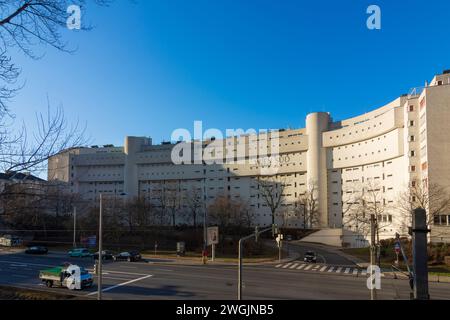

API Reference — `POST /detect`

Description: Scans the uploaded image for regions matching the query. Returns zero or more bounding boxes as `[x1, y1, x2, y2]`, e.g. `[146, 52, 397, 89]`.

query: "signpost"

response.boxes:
[276, 234, 284, 262]
[207, 226, 219, 261]
[394, 242, 400, 265]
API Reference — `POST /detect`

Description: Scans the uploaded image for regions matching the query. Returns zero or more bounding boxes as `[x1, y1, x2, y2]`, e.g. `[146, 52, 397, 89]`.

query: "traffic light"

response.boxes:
[255, 226, 259, 242]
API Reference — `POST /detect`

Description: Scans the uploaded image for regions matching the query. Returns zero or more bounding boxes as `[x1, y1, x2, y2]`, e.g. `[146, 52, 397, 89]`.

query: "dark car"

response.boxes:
[113, 251, 142, 262]
[25, 246, 48, 254]
[303, 251, 317, 263]
[93, 250, 114, 260]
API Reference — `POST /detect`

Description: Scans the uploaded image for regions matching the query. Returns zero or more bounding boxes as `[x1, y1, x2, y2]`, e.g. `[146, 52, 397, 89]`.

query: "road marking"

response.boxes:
[335, 267, 343, 273]
[353, 269, 358, 275]
[86, 269, 150, 277]
[10, 264, 28, 267]
[304, 264, 313, 271]
[86, 275, 152, 296]
[311, 265, 320, 270]
[344, 268, 350, 274]
[319, 266, 327, 272]
[282, 263, 292, 269]
[275, 264, 283, 268]
[289, 263, 299, 269]
[297, 264, 306, 270]
[327, 267, 335, 272]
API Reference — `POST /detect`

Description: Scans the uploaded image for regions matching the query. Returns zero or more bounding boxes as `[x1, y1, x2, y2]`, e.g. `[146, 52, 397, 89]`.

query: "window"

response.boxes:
[409, 120, 415, 127]
[409, 105, 414, 112]
[409, 135, 415, 142]
[438, 80, 443, 86]
[410, 165, 416, 172]
[410, 150, 415, 157]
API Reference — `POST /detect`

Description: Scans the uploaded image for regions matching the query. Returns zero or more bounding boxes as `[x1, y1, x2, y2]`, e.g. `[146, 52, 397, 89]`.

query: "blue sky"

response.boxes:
[9, 0, 450, 147]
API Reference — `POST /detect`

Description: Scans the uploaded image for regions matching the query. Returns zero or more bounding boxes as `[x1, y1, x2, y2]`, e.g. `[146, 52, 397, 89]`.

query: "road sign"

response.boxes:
[207, 226, 219, 245]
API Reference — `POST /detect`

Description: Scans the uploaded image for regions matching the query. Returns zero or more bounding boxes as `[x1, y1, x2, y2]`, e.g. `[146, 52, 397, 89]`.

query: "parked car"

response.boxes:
[304, 251, 317, 263]
[68, 248, 92, 258]
[93, 250, 114, 260]
[113, 251, 142, 262]
[25, 246, 48, 255]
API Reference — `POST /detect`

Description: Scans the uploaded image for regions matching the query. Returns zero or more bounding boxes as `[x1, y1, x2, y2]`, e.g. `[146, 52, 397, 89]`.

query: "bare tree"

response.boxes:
[184, 186, 203, 228]
[208, 194, 252, 232]
[0, 1, 113, 109]
[256, 176, 285, 225]
[295, 181, 319, 229]
[343, 180, 392, 244]
[398, 181, 450, 230]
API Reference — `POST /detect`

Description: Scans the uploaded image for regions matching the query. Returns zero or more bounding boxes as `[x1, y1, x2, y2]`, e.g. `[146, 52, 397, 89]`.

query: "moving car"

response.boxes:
[93, 250, 114, 260]
[39, 264, 93, 290]
[25, 246, 48, 254]
[68, 248, 92, 258]
[113, 251, 142, 262]
[304, 251, 317, 263]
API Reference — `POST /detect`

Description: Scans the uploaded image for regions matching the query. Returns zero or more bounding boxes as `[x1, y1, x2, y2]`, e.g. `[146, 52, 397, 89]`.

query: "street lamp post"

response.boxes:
[73, 206, 77, 248]
[98, 193, 103, 300]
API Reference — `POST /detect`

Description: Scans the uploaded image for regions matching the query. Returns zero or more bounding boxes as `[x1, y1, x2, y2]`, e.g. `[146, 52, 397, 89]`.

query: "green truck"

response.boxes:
[39, 264, 93, 290]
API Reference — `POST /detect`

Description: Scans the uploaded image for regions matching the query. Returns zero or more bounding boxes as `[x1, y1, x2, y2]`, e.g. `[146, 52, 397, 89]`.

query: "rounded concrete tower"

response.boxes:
[306, 112, 330, 228]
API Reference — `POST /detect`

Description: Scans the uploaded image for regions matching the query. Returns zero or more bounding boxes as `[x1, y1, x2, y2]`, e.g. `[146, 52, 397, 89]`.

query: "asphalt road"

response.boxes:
[1, 250, 450, 300]
[285, 241, 357, 265]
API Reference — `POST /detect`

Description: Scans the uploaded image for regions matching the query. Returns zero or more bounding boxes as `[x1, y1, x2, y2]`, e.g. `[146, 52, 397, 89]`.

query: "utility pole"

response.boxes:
[98, 193, 103, 301]
[73, 206, 77, 248]
[412, 208, 430, 300]
[238, 226, 273, 300]
[370, 214, 377, 300]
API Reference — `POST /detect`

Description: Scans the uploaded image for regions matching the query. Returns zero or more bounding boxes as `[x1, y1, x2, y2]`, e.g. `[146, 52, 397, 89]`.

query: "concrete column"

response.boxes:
[306, 112, 330, 228]
[124, 136, 151, 199]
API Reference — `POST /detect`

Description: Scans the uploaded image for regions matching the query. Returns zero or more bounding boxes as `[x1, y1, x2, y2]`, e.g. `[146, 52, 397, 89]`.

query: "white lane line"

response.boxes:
[319, 266, 327, 272]
[10, 264, 28, 267]
[297, 264, 306, 270]
[289, 263, 299, 269]
[275, 264, 283, 268]
[304, 264, 313, 271]
[344, 268, 350, 274]
[327, 267, 335, 272]
[86, 275, 152, 296]
[86, 269, 149, 277]
[335, 267, 343, 273]
[353, 269, 358, 275]
[282, 263, 293, 269]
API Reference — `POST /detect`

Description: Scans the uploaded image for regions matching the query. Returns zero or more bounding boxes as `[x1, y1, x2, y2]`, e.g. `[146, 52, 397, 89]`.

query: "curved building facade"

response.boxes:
[48, 71, 450, 246]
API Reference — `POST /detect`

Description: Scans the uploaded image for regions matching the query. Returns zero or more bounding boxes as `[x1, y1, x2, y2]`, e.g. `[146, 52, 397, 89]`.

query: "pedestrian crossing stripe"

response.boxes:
[274, 263, 386, 278]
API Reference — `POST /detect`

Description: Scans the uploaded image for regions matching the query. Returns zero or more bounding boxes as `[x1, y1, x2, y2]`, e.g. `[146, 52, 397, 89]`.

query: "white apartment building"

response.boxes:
[48, 71, 450, 246]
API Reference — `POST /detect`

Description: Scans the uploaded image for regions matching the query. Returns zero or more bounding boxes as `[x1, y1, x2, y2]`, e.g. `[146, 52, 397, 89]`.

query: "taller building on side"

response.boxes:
[48, 71, 450, 246]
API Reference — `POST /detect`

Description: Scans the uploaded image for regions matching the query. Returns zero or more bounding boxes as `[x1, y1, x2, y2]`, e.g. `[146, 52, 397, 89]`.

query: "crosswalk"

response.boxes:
[274, 262, 385, 277]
